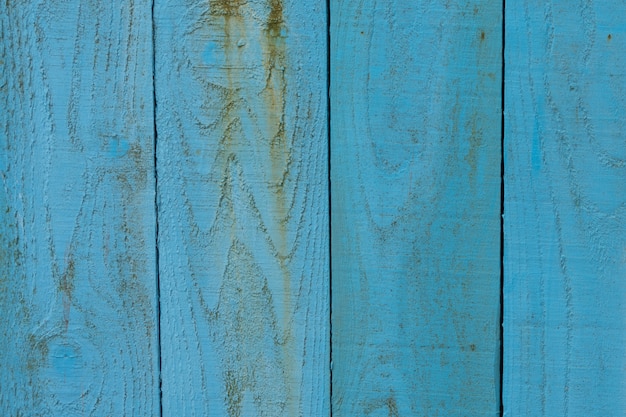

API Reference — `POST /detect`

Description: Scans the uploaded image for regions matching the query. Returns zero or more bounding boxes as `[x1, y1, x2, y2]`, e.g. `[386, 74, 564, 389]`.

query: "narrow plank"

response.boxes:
[331, 1, 502, 415]
[504, 2, 626, 415]
[0, 1, 159, 416]
[154, 0, 329, 415]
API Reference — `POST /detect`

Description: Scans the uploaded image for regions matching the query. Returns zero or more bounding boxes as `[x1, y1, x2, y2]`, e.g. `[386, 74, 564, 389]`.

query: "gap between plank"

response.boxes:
[326, 0, 333, 414]
[500, 1, 506, 416]
[150, 0, 164, 415]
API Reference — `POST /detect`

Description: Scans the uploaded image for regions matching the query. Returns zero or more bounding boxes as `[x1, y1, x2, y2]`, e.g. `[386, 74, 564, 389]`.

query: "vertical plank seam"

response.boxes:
[500, 1, 506, 416]
[151, 0, 164, 415]
[327, 0, 333, 414]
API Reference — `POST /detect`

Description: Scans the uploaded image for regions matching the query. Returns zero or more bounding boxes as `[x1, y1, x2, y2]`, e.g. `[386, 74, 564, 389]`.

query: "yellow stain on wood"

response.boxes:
[59, 257, 75, 332]
[259, 5, 298, 411]
[206, 0, 297, 414]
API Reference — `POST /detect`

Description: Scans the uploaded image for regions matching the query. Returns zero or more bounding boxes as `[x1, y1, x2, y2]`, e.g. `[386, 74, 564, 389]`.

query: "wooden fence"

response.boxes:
[1, 1, 624, 415]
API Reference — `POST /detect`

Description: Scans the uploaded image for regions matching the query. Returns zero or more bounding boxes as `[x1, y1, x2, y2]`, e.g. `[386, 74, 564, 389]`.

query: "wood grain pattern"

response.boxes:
[504, 2, 626, 415]
[0, 1, 159, 416]
[330, 1, 502, 415]
[154, 0, 329, 415]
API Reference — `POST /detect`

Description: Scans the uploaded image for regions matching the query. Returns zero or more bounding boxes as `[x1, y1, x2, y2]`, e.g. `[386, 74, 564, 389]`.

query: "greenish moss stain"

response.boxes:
[210, 0, 247, 16]
[115, 213, 155, 344]
[210, 242, 288, 416]
[362, 396, 400, 417]
[26, 334, 49, 372]
[224, 369, 243, 416]
[386, 397, 400, 417]
[1, 201, 37, 405]
[58, 257, 75, 296]
[59, 256, 75, 331]
[466, 23, 495, 189]
[465, 119, 483, 188]
[261, 0, 289, 248]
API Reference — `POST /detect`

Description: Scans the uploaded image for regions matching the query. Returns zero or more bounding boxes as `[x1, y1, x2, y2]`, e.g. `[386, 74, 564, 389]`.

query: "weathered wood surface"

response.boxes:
[504, 2, 626, 416]
[154, 0, 329, 415]
[331, 1, 502, 415]
[0, 1, 159, 416]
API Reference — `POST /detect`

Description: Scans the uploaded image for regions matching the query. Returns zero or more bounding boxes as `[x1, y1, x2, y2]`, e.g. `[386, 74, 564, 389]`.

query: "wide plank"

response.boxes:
[331, 1, 502, 415]
[504, 2, 626, 415]
[0, 1, 159, 416]
[154, 0, 329, 415]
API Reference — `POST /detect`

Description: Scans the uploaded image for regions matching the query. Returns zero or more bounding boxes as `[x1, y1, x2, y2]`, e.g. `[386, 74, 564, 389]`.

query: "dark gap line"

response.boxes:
[150, 0, 163, 416]
[326, 0, 333, 415]
[500, 1, 506, 416]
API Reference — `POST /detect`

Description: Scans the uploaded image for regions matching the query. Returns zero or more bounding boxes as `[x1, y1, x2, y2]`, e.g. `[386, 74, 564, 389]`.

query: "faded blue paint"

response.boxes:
[202, 41, 218, 64]
[3, 1, 625, 416]
[504, 1, 626, 416]
[155, 0, 329, 415]
[0, 1, 160, 416]
[532, 118, 541, 171]
[108, 138, 130, 158]
[331, 1, 502, 416]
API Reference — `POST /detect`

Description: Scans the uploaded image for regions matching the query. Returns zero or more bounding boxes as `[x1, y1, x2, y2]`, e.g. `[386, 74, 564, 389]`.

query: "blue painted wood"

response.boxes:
[331, 1, 502, 415]
[154, 0, 329, 415]
[6, 2, 623, 415]
[0, 1, 159, 416]
[504, 2, 626, 416]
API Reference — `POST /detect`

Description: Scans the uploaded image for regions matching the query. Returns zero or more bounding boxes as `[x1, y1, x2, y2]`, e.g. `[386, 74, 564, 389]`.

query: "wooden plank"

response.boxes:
[0, 1, 159, 416]
[154, 0, 329, 415]
[504, 2, 626, 415]
[330, 1, 502, 415]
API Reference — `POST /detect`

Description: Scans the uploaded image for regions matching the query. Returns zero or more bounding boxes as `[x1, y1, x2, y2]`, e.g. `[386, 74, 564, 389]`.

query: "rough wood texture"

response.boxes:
[331, 1, 502, 415]
[154, 0, 329, 415]
[0, 1, 159, 416]
[504, 2, 626, 415]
